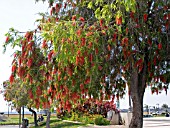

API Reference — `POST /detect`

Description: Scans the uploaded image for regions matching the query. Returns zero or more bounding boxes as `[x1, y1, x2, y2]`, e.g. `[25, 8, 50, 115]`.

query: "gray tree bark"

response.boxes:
[46, 109, 51, 128]
[129, 60, 147, 128]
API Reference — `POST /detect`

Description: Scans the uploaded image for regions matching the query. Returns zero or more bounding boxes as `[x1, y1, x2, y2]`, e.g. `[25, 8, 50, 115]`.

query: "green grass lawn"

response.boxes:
[30, 118, 86, 128]
[0, 114, 34, 125]
[0, 114, 86, 128]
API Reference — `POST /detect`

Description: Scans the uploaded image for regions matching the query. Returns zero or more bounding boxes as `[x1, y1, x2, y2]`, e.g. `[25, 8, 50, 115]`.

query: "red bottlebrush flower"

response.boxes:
[50, 9, 53, 15]
[79, 56, 85, 66]
[148, 39, 152, 46]
[18, 57, 22, 65]
[56, 17, 59, 22]
[42, 40, 47, 48]
[138, 64, 143, 72]
[55, 3, 59, 8]
[79, 17, 85, 22]
[64, 2, 67, 8]
[80, 83, 84, 90]
[126, 28, 128, 34]
[158, 43, 162, 50]
[99, 19, 103, 27]
[27, 58, 33, 67]
[13, 53, 17, 58]
[11, 65, 16, 72]
[81, 38, 86, 46]
[50, 7, 55, 15]
[165, 22, 169, 30]
[88, 42, 92, 48]
[36, 86, 42, 96]
[76, 29, 81, 37]
[112, 33, 117, 42]
[153, 56, 157, 66]
[116, 94, 119, 100]
[130, 11, 134, 19]
[98, 65, 102, 71]
[76, 56, 79, 65]
[107, 44, 111, 51]
[28, 89, 34, 99]
[116, 16, 122, 25]
[143, 13, 148, 22]
[89, 53, 93, 62]
[5, 36, 9, 43]
[48, 50, 54, 61]
[55, 4, 60, 13]
[9, 74, 14, 84]
[72, 15, 76, 21]
[164, 14, 168, 20]
[38, 26, 41, 30]
[77, 50, 81, 55]
[86, 32, 93, 37]
[85, 77, 90, 84]
[121, 37, 128, 46]
[164, 6, 168, 10]
[137, 58, 143, 65]
[135, 18, 139, 23]
[95, 48, 98, 55]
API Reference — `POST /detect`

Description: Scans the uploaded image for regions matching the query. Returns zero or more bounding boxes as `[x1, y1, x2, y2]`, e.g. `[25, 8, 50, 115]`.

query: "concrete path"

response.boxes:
[79, 125, 126, 128]
[0, 125, 19, 128]
[79, 117, 170, 128]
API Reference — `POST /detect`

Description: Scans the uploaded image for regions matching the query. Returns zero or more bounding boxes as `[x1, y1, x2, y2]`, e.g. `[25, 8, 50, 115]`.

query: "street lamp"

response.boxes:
[6, 102, 10, 117]
[156, 103, 159, 114]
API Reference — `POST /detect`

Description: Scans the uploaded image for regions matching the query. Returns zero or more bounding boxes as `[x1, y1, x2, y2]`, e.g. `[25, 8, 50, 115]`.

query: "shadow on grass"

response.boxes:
[37, 119, 61, 126]
[35, 119, 85, 128]
[51, 122, 83, 128]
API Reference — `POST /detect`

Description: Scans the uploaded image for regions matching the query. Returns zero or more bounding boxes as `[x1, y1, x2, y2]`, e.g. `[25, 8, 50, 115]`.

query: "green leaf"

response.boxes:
[95, 8, 101, 19]
[87, 1, 93, 9]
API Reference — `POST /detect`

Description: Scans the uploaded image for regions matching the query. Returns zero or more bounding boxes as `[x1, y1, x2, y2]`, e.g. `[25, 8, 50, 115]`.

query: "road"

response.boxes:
[144, 117, 170, 128]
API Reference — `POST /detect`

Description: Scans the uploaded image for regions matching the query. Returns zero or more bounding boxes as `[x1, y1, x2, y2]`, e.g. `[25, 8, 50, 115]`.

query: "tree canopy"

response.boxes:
[3, 0, 170, 128]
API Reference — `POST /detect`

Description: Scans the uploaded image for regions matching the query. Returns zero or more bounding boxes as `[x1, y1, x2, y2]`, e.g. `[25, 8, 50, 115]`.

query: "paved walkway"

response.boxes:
[79, 117, 170, 128]
[79, 125, 126, 128]
[0, 125, 19, 128]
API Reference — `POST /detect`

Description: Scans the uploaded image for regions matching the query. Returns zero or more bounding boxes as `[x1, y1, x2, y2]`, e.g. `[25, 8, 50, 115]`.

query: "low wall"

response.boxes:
[120, 112, 132, 126]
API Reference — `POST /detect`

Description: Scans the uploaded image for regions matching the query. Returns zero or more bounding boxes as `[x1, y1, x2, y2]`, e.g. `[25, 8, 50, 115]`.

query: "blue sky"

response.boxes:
[0, 0, 170, 112]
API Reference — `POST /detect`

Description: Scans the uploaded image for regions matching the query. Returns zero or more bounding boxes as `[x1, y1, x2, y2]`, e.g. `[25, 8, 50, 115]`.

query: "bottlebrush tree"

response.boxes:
[3, 0, 170, 128]
[3, 79, 39, 126]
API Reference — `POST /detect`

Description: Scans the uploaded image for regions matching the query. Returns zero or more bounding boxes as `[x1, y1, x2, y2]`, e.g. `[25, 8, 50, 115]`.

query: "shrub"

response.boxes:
[94, 116, 110, 125]
[70, 112, 79, 121]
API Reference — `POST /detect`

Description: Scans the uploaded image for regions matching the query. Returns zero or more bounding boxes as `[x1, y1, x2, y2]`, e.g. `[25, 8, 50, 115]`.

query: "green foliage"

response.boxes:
[2, 0, 170, 121]
[70, 112, 79, 121]
[94, 115, 110, 125]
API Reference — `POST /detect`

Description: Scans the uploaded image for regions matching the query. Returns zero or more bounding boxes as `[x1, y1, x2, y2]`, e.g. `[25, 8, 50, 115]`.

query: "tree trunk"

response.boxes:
[46, 109, 51, 128]
[129, 89, 144, 128]
[28, 108, 38, 126]
[129, 62, 147, 128]
[19, 109, 21, 128]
